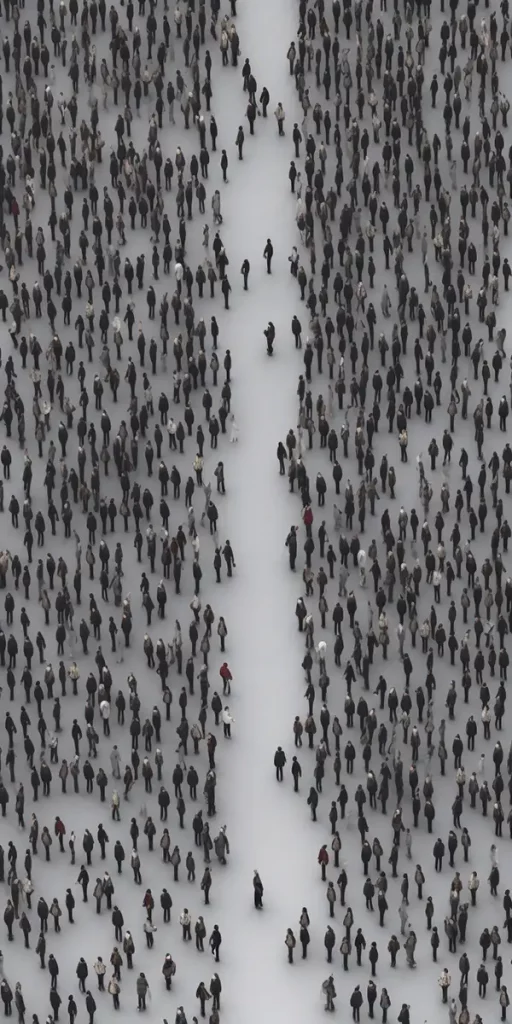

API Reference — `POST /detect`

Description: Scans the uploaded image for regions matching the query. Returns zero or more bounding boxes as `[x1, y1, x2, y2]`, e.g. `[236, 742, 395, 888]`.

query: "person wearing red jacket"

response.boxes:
[219, 663, 232, 696]
[54, 816, 66, 852]
[303, 504, 314, 538]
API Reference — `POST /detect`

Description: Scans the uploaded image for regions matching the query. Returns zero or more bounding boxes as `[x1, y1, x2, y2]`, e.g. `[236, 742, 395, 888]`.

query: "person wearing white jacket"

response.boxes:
[229, 415, 239, 443]
[110, 746, 121, 779]
[317, 640, 327, 673]
[94, 958, 107, 991]
[221, 707, 234, 739]
[438, 968, 451, 1002]
[100, 699, 111, 737]
[357, 548, 367, 588]
[174, 262, 184, 292]
[143, 918, 157, 948]
[274, 103, 285, 135]
[180, 909, 192, 941]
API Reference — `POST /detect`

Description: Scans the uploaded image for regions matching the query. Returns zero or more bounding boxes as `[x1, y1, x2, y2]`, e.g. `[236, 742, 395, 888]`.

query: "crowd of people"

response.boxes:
[0, 0, 510, 1014]
[0, 0, 264, 1016]
[271, 0, 512, 1017]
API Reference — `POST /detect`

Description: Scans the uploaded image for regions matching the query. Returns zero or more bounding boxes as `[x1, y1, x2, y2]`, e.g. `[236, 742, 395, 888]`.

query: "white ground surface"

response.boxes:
[0, 0, 511, 1022]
